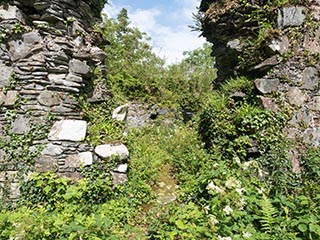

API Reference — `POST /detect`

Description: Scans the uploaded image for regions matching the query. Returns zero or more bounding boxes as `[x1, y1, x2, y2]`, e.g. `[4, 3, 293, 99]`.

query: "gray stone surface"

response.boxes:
[0, 64, 12, 87]
[287, 150, 301, 174]
[11, 115, 31, 134]
[267, 36, 290, 54]
[0, 149, 6, 162]
[278, 7, 306, 28]
[51, 78, 82, 88]
[0, 0, 116, 198]
[38, 90, 61, 106]
[88, 82, 110, 103]
[289, 108, 313, 127]
[23, 32, 42, 45]
[308, 96, 320, 111]
[78, 152, 93, 166]
[250, 55, 279, 72]
[199, 0, 320, 179]
[126, 103, 157, 128]
[112, 104, 128, 121]
[34, 2, 52, 11]
[66, 73, 83, 83]
[304, 28, 320, 54]
[90, 46, 107, 62]
[0, 5, 25, 23]
[48, 74, 66, 82]
[227, 39, 241, 51]
[302, 128, 320, 146]
[4, 90, 18, 107]
[95, 143, 129, 160]
[259, 96, 279, 112]
[255, 78, 280, 94]
[111, 171, 128, 185]
[69, 59, 91, 76]
[35, 155, 58, 172]
[0, 91, 5, 105]
[8, 32, 43, 61]
[287, 87, 307, 106]
[41, 143, 64, 156]
[301, 67, 319, 90]
[10, 183, 20, 199]
[48, 120, 87, 141]
[114, 163, 128, 173]
[65, 154, 81, 168]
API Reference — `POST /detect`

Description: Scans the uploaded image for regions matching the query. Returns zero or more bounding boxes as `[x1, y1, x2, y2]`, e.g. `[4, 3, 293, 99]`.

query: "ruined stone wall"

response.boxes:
[0, 0, 128, 200]
[200, 0, 320, 172]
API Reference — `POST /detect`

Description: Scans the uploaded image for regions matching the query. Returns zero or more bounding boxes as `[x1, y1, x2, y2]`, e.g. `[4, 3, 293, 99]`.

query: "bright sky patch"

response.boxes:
[103, 0, 205, 64]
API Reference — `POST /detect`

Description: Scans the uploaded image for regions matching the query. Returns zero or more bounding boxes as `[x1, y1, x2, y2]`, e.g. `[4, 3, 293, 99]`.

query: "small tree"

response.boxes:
[100, 8, 165, 101]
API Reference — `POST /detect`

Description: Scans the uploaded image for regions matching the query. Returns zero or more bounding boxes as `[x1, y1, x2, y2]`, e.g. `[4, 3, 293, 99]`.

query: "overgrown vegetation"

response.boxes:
[0, 4, 319, 240]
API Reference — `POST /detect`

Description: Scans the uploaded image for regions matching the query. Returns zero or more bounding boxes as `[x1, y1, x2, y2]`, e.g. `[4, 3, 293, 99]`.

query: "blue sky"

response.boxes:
[103, 0, 205, 64]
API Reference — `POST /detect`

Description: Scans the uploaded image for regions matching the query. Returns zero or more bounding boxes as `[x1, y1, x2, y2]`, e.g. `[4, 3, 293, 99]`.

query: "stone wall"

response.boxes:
[200, 0, 320, 172]
[0, 0, 127, 200]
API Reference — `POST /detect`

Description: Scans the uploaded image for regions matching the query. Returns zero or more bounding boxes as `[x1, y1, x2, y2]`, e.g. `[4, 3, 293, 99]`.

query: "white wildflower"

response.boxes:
[204, 205, 210, 214]
[223, 205, 233, 215]
[258, 169, 268, 179]
[233, 156, 241, 165]
[206, 181, 224, 194]
[257, 187, 264, 194]
[235, 187, 245, 195]
[225, 177, 241, 189]
[243, 231, 252, 238]
[237, 198, 246, 210]
[208, 215, 219, 227]
[218, 236, 232, 240]
[242, 160, 256, 170]
[206, 181, 215, 190]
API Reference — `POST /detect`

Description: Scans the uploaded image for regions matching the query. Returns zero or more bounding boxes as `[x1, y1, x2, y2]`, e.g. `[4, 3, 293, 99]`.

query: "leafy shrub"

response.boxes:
[148, 202, 213, 239]
[300, 147, 320, 183]
[198, 92, 286, 161]
[100, 9, 165, 103]
[19, 172, 71, 209]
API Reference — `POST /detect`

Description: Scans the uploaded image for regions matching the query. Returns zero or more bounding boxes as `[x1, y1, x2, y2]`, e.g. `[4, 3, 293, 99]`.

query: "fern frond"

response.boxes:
[259, 195, 278, 233]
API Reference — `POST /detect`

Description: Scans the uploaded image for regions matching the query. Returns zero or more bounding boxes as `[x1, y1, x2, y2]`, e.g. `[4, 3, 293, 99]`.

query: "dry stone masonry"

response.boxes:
[0, 0, 129, 200]
[200, 0, 320, 172]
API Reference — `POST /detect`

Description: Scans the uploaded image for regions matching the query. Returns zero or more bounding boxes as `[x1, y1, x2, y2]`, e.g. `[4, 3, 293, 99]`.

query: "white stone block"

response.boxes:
[95, 143, 129, 160]
[48, 120, 87, 141]
[78, 152, 93, 166]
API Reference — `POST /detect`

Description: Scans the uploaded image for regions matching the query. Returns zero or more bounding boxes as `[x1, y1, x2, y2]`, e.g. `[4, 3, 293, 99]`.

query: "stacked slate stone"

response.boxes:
[200, 0, 320, 173]
[0, 0, 128, 200]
